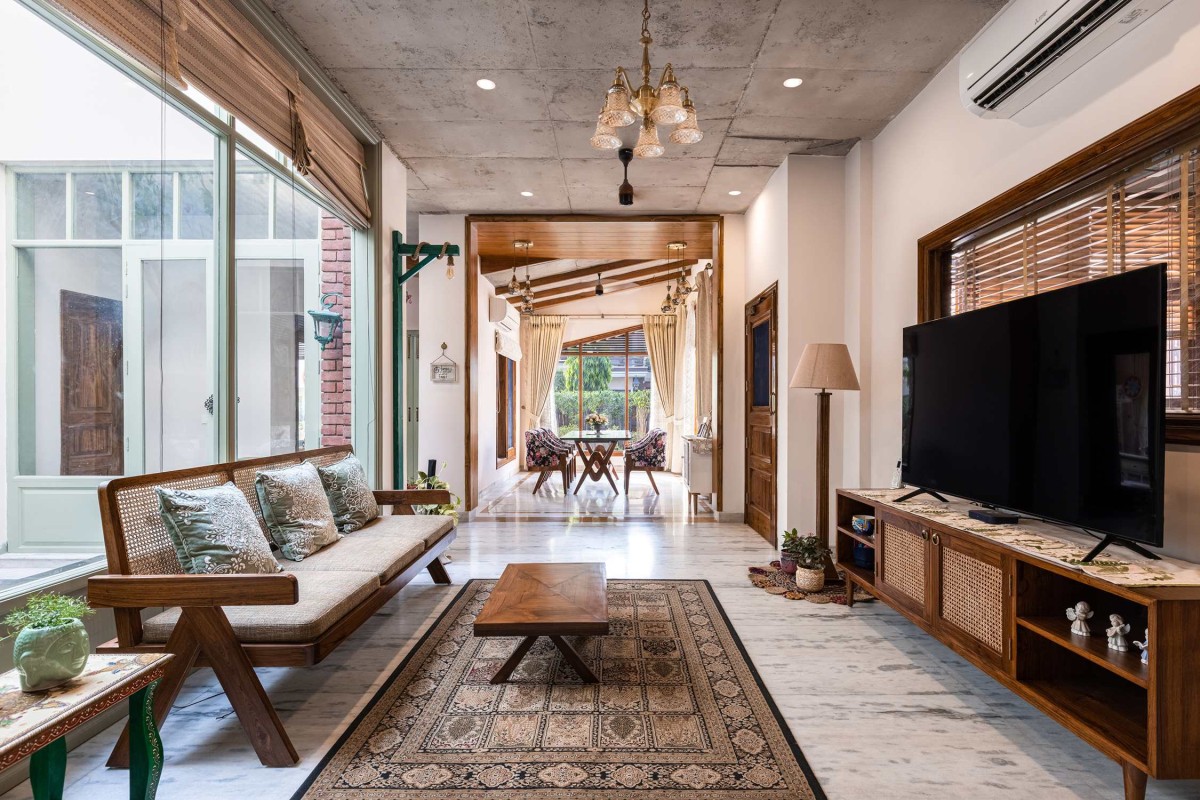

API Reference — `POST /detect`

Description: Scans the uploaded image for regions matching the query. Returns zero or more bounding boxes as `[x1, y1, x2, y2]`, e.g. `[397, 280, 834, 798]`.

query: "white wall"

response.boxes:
[377, 147, 407, 488]
[416, 214, 467, 498]
[721, 214, 745, 517]
[851, 0, 1200, 561]
[476, 278, 519, 496]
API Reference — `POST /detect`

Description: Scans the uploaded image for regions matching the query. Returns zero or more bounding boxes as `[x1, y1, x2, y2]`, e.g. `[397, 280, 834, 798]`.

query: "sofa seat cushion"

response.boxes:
[141, 570, 379, 644]
[362, 513, 454, 549]
[283, 526, 425, 583]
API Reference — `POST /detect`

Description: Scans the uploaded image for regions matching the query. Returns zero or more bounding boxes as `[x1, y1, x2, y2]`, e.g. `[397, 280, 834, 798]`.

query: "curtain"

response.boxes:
[519, 315, 566, 469]
[670, 303, 691, 472]
[643, 314, 678, 468]
[695, 269, 714, 422]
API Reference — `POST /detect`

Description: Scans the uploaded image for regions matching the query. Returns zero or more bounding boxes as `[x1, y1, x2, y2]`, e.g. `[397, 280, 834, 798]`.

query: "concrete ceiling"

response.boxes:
[267, 0, 1005, 214]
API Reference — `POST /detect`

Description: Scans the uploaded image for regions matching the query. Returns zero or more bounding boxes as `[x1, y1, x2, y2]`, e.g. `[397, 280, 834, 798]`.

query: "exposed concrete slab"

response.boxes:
[266, 0, 1003, 212]
[697, 165, 778, 212]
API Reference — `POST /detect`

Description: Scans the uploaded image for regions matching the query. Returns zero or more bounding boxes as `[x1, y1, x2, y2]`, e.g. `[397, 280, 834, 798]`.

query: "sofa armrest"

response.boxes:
[373, 489, 451, 506]
[88, 573, 299, 608]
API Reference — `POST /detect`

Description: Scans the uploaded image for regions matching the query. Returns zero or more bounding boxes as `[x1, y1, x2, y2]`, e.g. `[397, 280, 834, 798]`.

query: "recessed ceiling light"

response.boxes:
[476, 78, 497, 90]
[783, 77, 804, 88]
[728, 190, 742, 196]
[520, 191, 534, 197]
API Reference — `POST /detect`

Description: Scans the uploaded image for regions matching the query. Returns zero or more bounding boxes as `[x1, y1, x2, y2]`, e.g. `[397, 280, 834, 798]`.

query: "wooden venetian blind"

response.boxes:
[48, 0, 370, 227]
[949, 143, 1197, 411]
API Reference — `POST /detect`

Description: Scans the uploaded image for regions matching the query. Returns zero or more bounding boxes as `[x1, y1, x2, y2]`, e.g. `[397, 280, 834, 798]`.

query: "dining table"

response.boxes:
[559, 429, 633, 495]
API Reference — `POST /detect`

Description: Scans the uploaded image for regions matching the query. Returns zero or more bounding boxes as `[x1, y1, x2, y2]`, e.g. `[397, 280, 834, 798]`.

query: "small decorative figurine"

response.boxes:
[1133, 629, 1150, 665]
[1106, 614, 1131, 651]
[1066, 601, 1094, 636]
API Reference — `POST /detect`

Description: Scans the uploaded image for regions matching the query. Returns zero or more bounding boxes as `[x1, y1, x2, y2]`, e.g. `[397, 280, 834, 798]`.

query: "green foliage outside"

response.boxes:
[560, 356, 612, 391]
[4, 593, 93, 634]
[555, 389, 651, 436]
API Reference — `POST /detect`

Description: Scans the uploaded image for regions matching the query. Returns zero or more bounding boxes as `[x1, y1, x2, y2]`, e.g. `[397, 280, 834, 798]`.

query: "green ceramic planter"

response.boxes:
[13, 619, 89, 692]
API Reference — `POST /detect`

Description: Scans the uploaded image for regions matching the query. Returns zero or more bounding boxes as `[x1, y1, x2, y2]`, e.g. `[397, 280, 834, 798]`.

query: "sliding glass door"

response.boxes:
[553, 328, 653, 449]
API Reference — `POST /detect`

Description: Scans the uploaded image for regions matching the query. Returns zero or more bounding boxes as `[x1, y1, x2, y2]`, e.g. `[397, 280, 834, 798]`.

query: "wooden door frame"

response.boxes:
[744, 282, 777, 544]
[463, 214, 724, 514]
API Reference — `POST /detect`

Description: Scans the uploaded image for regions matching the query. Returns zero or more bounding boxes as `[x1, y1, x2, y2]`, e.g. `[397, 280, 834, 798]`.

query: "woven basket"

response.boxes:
[793, 567, 825, 592]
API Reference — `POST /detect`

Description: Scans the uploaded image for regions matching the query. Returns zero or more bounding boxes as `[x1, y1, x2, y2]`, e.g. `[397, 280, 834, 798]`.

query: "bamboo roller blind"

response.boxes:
[950, 143, 1198, 411]
[48, 0, 370, 227]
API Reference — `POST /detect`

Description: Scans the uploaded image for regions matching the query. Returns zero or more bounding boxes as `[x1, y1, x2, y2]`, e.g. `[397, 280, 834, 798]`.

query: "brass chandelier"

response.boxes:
[660, 241, 693, 313]
[590, 0, 703, 158]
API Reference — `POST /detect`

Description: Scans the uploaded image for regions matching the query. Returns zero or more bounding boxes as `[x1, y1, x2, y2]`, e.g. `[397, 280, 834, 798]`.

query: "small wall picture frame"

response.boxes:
[430, 342, 458, 384]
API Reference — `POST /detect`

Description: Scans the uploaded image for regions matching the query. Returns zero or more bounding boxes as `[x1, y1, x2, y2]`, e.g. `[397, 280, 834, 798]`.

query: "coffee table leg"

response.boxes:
[129, 680, 164, 800]
[490, 636, 539, 684]
[29, 737, 66, 800]
[550, 635, 599, 683]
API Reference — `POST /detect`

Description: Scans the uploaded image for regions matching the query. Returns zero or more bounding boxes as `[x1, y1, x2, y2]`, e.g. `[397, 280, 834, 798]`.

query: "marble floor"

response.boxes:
[5, 518, 1198, 799]
[478, 460, 715, 521]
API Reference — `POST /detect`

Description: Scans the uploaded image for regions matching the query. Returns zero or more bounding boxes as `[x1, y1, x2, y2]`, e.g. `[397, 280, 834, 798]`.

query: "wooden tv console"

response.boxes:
[836, 489, 1200, 800]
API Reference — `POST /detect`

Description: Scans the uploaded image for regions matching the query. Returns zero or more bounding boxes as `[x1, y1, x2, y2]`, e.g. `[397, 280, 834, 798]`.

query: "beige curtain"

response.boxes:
[519, 315, 567, 468]
[643, 314, 679, 468]
[670, 303, 690, 472]
[695, 269, 714, 422]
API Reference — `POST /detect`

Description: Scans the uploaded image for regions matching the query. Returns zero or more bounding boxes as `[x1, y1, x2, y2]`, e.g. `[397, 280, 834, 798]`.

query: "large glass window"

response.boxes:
[0, 0, 367, 592]
[554, 328, 652, 447]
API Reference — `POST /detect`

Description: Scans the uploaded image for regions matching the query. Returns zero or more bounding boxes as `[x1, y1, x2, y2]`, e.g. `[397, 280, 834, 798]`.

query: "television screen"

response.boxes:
[901, 265, 1166, 547]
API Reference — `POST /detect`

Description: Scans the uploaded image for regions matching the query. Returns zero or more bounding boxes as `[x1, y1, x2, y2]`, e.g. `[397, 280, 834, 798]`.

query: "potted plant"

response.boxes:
[584, 412, 608, 434]
[409, 464, 463, 524]
[780, 529, 830, 592]
[4, 593, 93, 692]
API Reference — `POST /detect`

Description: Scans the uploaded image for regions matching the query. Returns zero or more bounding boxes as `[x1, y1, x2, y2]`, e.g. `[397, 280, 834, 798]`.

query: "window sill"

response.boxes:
[496, 455, 515, 469]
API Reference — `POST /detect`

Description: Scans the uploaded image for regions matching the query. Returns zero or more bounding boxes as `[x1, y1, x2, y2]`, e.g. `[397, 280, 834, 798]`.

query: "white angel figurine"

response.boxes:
[1066, 600, 1094, 636]
[1133, 629, 1150, 665]
[1106, 614, 1131, 651]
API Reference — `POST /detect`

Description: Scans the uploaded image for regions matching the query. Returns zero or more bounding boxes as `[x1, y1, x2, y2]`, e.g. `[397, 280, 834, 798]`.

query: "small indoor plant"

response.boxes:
[584, 412, 608, 433]
[4, 593, 93, 692]
[780, 528, 830, 592]
[409, 464, 462, 524]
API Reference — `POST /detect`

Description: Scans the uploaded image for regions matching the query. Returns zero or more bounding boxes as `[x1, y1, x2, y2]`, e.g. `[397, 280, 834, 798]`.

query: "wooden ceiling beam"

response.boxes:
[507, 259, 698, 304]
[529, 271, 679, 311]
[479, 256, 563, 275]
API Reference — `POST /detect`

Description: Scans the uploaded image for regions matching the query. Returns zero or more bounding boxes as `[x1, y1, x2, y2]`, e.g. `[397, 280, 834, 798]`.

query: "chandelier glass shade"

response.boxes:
[592, 0, 701, 158]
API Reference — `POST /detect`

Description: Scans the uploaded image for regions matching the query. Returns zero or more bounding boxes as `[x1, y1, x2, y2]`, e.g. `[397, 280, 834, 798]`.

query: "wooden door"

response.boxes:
[744, 284, 777, 544]
[932, 529, 1010, 669]
[877, 511, 931, 621]
[60, 290, 124, 476]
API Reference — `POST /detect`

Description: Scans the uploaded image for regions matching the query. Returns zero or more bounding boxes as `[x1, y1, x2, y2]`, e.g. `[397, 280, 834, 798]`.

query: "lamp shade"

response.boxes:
[789, 343, 859, 391]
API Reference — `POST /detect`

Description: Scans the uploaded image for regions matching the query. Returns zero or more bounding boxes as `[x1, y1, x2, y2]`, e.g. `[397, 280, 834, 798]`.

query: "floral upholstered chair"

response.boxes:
[624, 428, 667, 494]
[526, 429, 572, 493]
[538, 428, 576, 479]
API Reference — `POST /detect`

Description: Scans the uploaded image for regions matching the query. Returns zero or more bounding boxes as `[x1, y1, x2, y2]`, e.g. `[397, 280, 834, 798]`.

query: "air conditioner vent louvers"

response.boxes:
[973, 0, 1133, 111]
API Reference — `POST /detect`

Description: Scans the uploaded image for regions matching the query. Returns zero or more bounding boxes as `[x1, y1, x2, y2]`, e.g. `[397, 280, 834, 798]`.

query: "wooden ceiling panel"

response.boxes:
[470, 216, 718, 261]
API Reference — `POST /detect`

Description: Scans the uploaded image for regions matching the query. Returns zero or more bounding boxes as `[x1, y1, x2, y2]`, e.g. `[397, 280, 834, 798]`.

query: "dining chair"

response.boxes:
[624, 428, 667, 494]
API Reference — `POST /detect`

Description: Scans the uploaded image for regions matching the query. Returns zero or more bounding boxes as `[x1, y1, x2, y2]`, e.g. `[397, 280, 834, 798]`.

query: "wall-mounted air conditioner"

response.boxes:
[488, 295, 520, 333]
[960, 0, 1174, 119]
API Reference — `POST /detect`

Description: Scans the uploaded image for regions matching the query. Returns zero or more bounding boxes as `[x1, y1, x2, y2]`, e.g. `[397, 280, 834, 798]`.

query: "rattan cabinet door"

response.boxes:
[876, 512, 931, 621]
[933, 530, 1009, 669]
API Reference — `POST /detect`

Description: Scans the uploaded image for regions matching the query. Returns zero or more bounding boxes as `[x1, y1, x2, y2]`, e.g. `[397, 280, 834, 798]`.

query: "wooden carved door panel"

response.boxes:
[933, 530, 1009, 668]
[60, 290, 124, 476]
[744, 284, 777, 544]
[877, 511, 930, 621]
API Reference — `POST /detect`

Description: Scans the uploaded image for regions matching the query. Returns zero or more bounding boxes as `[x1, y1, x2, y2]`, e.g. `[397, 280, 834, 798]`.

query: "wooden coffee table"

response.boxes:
[473, 563, 609, 684]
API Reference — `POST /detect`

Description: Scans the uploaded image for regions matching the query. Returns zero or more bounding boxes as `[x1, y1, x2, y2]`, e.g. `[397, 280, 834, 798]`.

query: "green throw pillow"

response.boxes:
[157, 482, 281, 575]
[255, 462, 341, 561]
[313, 454, 380, 533]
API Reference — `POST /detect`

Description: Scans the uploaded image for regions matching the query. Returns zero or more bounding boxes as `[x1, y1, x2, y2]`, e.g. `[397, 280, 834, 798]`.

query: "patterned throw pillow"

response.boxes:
[255, 462, 341, 561]
[157, 483, 281, 575]
[313, 454, 380, 533]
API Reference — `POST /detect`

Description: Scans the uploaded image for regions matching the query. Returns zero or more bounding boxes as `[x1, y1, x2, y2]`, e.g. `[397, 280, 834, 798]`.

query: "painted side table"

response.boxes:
[0, 653, 172, 799]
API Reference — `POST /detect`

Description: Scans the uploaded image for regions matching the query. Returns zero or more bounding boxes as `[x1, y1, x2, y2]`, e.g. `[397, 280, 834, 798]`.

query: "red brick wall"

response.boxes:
[320, 213, 352, 446]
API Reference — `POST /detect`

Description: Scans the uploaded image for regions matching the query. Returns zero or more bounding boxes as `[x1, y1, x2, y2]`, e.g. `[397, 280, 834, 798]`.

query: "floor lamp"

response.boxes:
[789, 343, 860, 582]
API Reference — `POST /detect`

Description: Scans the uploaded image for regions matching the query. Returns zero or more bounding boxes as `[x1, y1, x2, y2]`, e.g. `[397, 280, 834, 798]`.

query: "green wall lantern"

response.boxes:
[307, 291, 344, 350]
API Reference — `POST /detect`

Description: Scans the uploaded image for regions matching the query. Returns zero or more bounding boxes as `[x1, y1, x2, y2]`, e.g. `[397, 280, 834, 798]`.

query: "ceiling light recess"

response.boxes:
[783, 77, 803, 88]
[520, 191, 533, 197]
[728, 190, 742, 196]
[476, 78, 497, 90]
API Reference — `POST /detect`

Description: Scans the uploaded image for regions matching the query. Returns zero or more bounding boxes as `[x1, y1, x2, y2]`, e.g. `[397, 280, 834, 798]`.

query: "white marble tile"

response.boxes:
[3, 507, 1198, 799]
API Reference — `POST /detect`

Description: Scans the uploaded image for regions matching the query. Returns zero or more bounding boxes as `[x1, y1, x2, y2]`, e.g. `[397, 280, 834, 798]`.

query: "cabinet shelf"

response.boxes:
[839, 560, 877, 593]
[1017, 616, 1149, 688]
[1020, 677, 1148, 769]
[836, 525, 876, 548]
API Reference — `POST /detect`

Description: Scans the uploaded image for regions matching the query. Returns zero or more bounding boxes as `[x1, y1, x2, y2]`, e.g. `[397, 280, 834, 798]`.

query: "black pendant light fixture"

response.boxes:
[595, 273, 605, 295]
[618, 148, 634, 205]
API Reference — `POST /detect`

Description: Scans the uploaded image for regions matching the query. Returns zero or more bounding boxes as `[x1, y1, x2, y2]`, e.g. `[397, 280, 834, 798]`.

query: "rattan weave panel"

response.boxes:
[115, 472, 226, 575]
[882, 524, 926, 605]
[941, 546, 1004, 653]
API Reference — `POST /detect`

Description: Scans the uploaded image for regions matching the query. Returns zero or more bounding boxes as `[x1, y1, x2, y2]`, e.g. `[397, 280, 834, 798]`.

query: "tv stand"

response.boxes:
[893, 487, 947, 503]
[1082, 535, 1162, 563]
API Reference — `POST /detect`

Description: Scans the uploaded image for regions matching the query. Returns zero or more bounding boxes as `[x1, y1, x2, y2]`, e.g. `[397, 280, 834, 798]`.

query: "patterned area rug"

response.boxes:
[748, 563, 875, 604]
[294, 579, 824, 799]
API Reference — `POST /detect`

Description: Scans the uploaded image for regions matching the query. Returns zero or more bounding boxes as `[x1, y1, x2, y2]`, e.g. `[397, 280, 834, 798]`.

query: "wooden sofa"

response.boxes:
[86, 444, 456, 768]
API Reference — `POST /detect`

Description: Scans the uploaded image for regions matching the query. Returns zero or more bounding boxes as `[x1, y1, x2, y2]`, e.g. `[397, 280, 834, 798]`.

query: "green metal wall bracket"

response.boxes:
[393, 232, 460, 490]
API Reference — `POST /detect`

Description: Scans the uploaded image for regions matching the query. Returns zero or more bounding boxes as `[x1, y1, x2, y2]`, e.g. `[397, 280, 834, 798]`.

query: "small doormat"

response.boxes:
[748, 563, 874, 604]
[293, 579, 825, 799]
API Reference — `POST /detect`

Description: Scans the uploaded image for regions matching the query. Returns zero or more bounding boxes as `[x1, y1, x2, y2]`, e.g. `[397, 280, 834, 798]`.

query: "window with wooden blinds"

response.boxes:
[947, 144, 1198, 413]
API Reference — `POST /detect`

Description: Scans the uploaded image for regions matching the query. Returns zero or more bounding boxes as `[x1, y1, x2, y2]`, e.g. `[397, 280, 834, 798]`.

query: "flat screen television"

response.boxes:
[901, 265, 1166, 559]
